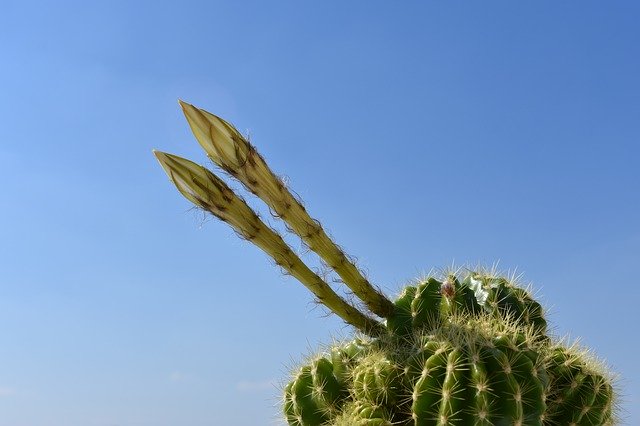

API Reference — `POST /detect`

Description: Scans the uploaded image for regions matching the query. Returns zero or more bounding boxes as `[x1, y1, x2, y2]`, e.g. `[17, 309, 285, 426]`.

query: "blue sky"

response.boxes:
[1, 1, 639, 425]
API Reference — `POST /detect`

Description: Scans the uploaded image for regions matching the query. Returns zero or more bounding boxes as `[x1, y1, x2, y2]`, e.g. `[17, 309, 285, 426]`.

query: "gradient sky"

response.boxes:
[1, 1, 639, 425]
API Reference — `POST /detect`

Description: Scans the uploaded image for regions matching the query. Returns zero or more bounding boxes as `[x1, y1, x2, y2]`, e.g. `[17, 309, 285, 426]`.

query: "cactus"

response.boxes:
[543, 345, 616, 425]
[387, 272, 547, 339]
[334, 401, 394, 426]
[154, 102, 617, 425]
[283, 317, 617, 425]
[284, 315, 551, 425]
[283, 357, 346, 425]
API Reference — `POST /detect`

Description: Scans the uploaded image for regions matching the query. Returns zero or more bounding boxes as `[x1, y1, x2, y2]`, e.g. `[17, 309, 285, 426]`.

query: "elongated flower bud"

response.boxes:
[179, 101, 394, 319]
[153, 150, 383, 336]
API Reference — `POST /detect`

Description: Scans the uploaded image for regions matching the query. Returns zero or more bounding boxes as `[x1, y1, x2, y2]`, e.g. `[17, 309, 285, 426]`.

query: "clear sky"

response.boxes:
[1, 1, 639, 425]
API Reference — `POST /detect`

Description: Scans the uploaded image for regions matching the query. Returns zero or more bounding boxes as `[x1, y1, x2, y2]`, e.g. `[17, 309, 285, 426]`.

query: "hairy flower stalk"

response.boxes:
[179, 101, 395, 319]
[153, 150, 384, 336]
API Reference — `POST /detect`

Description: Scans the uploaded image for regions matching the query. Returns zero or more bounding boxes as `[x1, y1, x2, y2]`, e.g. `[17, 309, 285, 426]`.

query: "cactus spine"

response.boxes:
[154, 103, 617, 425]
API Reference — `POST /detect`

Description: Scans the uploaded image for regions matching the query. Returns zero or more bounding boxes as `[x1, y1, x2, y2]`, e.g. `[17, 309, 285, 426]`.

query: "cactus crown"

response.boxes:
[154, 102, 618, 425]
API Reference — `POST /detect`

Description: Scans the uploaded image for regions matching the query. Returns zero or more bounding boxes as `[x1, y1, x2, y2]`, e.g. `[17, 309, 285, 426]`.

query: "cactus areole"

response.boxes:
[154, 101, 617, 425]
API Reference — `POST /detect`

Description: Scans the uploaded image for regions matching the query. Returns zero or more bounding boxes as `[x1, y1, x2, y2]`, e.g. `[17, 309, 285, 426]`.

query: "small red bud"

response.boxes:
[440, 279, 455, 299]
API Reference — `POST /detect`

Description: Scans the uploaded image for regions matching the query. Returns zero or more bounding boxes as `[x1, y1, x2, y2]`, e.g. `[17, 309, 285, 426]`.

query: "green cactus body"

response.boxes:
[352, 352, 404, 406]
[333, 401, 394, 426]
[387, 273, 547, 339]
[284, 358, 347, 425]
[285, 316, 556, 426]
[331, 340, 368, 386]
[544, 346, 615, 426]
[405, 325, 546, 425]
[480, 277, 547, 337]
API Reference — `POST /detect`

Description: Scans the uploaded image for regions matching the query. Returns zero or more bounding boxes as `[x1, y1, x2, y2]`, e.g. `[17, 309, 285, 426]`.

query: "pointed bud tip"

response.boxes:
[179, 99, 197, 114]
[152, 149, 167, 161]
